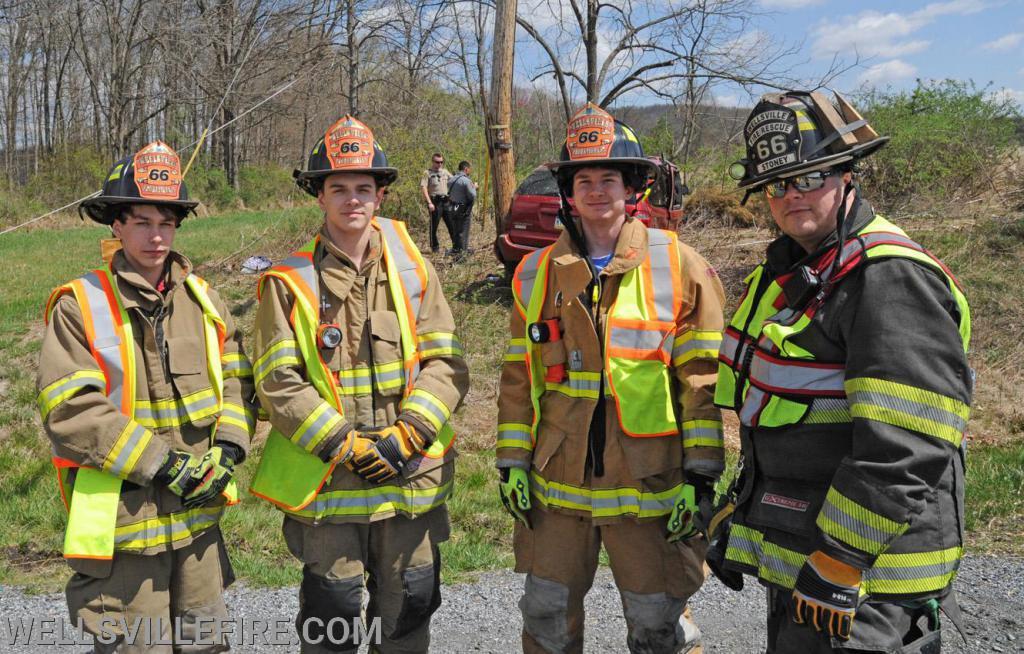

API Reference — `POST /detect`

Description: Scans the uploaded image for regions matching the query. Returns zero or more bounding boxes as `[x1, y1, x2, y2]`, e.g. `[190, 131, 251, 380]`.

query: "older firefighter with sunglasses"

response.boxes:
[249, 116, 468, 653]
[37, 141, 256, 652]
[709, 91, 972, 652]
[496, 103, 727, 654]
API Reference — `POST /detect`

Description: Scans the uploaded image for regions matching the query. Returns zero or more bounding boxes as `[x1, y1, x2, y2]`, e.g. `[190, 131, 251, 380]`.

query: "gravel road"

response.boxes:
[1, 555, 1020, 652]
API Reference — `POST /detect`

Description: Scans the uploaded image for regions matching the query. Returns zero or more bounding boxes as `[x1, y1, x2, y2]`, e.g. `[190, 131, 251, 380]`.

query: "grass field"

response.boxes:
[1, 204, 1022, 592]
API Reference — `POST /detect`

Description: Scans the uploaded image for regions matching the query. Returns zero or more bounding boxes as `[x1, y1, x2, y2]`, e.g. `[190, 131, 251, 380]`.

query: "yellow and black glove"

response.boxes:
[155, 450, 215, 499]
[316, 425, 376, 465]
[351, 421, 428, 483]
[666, 484, 698, 542]
[792, 550, 863, 640]
[180, 444, 241, 508]
[498, 467, 532, 528]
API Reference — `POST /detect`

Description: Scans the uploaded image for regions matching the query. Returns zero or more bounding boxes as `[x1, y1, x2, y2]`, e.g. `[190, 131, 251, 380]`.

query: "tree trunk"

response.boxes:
[488, 0, 516, 236]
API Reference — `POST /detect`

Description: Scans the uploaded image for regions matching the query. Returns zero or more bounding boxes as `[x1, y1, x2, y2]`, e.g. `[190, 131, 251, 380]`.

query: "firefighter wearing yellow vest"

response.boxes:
[37, 141, 256, 653]
[250, 116, 468, 653]
[496, 103, 726, 654]
[710, 91, 972, 653]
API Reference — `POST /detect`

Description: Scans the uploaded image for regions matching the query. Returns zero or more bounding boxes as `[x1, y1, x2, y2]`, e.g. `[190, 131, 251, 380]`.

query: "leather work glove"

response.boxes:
[792, 550, 863, 640]
[351, 421, 428, 483]
[155, 450, 215, 499]
[699, 495, 744, 591]
[317, 425, 376, 465]
[498, 467, 532, 528]
[181, 444, 240, 508]
[666, 484, 698, 542]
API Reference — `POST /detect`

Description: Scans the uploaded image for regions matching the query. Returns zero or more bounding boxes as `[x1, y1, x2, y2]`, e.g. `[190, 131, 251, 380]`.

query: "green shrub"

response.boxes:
[184, 160, 238, 209]
[238, 163, 299, 208]
[859, 80, 1021, 211]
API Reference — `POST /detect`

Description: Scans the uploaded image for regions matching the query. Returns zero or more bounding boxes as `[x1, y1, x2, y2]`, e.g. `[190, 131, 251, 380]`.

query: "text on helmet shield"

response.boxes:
[325, 117, 375, 170]
[133, 142, 183, 200]
[566, 103, 615, 161]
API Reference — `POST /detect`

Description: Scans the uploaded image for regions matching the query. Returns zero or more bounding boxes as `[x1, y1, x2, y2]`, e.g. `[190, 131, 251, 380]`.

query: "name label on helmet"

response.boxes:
[566, 103, 614, 160]
[133, 141, 183, 200]
[325, 117, 374, 170]
[745, 105, 800, 175]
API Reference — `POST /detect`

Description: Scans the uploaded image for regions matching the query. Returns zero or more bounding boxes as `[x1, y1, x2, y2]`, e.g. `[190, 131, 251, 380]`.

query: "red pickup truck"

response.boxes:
[494, 156, 687, 276]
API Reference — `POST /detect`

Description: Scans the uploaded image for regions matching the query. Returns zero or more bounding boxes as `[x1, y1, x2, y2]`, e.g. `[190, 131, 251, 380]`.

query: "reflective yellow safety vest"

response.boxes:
[42, 268, 238, 561]
[249, 218, 455, 515]
[514, 228, 686, 439]
[715, 215, 971, 429]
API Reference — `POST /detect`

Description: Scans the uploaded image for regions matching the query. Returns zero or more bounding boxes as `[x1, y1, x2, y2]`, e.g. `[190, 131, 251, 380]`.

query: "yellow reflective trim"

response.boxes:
[497, 422, 533, 450]
[287, 478, 453, 519]
[417, 331, 464, 358]
[113, 506, 223, 550]
[291, 401, 342, 452]
[253, 339, 301, 388]
[107, 163, 124, 181]
[401, 388, 451, 431]
[222, 352, 253, 378]
[529, 472, 681, 518]
[817, 486, 908, 555]
[681, 419, 724, 448]
[37, 370, 106, 421]
[846, 377, 969, 446]
[218, 401, 255, 436]
[103, 422, 152, 478]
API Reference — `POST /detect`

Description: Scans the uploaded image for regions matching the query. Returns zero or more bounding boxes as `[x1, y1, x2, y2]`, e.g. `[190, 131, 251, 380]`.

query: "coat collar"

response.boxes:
[550, 217, 648, 275]
[111, 250, 191, 311]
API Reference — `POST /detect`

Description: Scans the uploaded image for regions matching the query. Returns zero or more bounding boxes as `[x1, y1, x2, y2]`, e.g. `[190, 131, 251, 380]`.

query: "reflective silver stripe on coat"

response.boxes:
[514, 248, 547, 309]
[114, 511, 220, 546]
[719, 330, 751, 367]
[80, 271, 125, 408]
[278, 252, 319, 306]
[108, 423, 148, 477]
[646, 229, 677, 321]
[748, 350, 845, 395]
[609, 326, 671, 357]
[377, 218, 425, 318]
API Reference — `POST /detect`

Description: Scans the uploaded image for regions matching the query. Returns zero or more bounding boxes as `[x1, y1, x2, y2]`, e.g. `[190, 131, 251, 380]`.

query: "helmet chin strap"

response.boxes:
[824, 179, 860, 281]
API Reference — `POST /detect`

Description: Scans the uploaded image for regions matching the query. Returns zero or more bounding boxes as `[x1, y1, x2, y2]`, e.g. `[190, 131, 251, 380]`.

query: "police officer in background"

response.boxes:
[446, 160, 477, 258]
[711, 90, 972, 653]
[420, 152, 453, 253]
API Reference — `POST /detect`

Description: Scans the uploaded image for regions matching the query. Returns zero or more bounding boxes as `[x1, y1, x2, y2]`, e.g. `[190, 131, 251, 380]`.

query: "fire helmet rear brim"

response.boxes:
[293, 168, 399, 197]
[78, 195, 200, 225]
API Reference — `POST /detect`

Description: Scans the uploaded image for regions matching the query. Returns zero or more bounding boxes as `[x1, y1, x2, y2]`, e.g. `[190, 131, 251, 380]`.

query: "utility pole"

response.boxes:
[488, 0, 516, 237]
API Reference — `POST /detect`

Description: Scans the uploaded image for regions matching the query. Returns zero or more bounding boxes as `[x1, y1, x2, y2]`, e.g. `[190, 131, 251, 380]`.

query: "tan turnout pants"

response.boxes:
[514, 506, 707, 654]
[65, 526, 234, 654]
[282, 506, 449, 654]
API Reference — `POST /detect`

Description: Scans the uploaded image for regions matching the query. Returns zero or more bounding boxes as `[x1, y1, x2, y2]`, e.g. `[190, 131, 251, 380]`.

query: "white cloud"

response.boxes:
[987, 88, 1024, 109]
[983, 32, 1024, 51]
[857, 59, 918, 86]
[759, 0, 823, 8]
[811, 2, 988, 61]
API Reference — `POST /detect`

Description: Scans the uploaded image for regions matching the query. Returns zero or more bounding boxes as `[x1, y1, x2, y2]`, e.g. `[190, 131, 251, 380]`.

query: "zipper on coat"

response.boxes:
[363, 275, 378, 420]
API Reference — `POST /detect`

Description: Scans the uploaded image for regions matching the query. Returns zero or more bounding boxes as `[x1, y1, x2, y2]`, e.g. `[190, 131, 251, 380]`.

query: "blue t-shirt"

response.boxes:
[589, 253, 613, 273]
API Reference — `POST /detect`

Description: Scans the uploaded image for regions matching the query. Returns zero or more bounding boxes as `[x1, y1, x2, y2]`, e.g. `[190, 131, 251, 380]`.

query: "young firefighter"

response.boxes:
[711, 91, 972, 652]
[37, 141, 256, 653]
[250, 116, 468, 653]
[496, 103, 727, 654]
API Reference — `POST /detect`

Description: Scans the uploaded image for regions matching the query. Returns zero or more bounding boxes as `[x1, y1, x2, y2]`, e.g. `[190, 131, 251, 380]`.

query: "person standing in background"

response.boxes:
[420, 153, 453, 253]
[447, 160, 477, 259]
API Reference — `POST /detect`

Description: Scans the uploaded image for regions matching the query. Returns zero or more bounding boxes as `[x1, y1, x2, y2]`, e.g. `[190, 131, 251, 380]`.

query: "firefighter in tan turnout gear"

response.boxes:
[711, 90, 972, 652]
[37, 141, 256, 653]
[496, 103, 727, 654]
[250, 115, 468, 653]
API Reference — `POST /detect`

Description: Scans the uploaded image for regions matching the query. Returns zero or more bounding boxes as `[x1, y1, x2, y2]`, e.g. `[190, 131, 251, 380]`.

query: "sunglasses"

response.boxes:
[762, 170, 838, 198]
[433, 159, 444, 164]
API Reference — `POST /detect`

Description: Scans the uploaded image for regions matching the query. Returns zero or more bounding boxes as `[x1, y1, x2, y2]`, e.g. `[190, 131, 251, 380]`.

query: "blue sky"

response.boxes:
[511, 0, 1024, 109]
[753, 0, 1023, 106]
